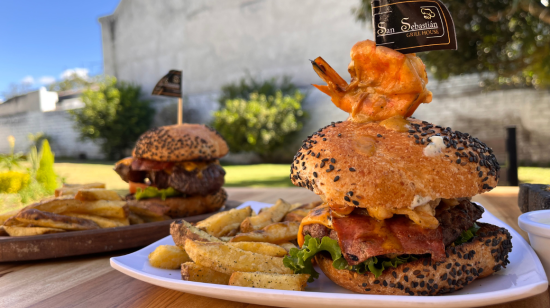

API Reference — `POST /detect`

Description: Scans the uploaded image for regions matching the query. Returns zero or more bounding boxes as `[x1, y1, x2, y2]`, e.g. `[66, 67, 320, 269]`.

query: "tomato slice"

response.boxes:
[129, 181, 150, 194]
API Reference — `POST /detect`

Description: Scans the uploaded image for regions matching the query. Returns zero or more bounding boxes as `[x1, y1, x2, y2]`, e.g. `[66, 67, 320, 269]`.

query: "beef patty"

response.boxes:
[303, 199, 484, 250]
[116, 161, 226, 196]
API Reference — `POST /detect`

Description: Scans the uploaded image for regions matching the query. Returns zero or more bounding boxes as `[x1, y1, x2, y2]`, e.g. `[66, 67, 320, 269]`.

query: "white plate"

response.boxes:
[111, 201, 548, 308]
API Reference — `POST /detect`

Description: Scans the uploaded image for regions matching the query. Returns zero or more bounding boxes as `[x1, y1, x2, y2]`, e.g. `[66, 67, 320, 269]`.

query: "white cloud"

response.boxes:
[39, 76, 56, 85]
[60, 68, 89, 80]
[21, 75, 35, 84]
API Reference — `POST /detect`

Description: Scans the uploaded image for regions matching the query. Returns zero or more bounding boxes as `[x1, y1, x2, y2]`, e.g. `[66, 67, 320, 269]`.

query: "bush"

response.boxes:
[218, 75, 299, 107]
[69, 76, 155, 159]
[0, 171, 30, 194]
[212, 91, 307, 157]
[35, 140, 57, 194]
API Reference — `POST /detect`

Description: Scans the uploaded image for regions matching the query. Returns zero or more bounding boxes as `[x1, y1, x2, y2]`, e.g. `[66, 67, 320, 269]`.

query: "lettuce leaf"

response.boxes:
[135, 186, 182, 200]
[283, 235, 417, 282]
[454, 222, 481, 246]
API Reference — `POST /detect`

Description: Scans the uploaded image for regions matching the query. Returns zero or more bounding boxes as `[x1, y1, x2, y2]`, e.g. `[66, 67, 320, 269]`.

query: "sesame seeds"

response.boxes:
[349, 167, 356, 172]
[334, 176, 340, 182]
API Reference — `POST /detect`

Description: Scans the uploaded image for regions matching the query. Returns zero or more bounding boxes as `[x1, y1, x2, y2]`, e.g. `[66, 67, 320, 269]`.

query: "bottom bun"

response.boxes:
[127, 189, 227, 218]
[315, 222, 512, 296]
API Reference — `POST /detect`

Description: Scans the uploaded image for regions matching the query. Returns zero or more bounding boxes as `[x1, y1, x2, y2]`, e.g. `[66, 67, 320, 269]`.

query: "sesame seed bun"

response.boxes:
[133, 124, 229, 162]
[290, 119, 499, 211]
[315, 223, 512, 296]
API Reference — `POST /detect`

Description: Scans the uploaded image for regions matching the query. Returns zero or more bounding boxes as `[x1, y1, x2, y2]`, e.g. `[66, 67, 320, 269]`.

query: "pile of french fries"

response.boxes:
[0, 183, 172, 237]
[148, 199, 320, 291]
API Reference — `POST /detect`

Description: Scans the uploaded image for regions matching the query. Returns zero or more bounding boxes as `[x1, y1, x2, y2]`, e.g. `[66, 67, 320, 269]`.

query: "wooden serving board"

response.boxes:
[0, 200, 241, 262]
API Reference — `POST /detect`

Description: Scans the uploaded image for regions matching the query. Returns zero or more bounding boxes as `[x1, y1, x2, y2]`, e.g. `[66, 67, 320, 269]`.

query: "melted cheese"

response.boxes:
[178, 160, 218, 172]
[297, 204, 332, 246]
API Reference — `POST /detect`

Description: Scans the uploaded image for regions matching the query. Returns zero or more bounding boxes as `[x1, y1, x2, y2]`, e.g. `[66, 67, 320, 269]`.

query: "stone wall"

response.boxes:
[0, 110, 103, 159]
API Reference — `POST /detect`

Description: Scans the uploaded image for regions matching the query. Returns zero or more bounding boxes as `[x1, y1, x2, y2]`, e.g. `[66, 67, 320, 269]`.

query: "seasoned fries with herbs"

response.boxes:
[196, 206, 252, 237]
[181, 262, 231, 285]
[184, 239, 293, 275]
[230, 221, 300, 244]
[240, 199, 291, 233]
[74, 189, 122, 202]
[228, 242, 288, 257]
[229, 272, 309, 291]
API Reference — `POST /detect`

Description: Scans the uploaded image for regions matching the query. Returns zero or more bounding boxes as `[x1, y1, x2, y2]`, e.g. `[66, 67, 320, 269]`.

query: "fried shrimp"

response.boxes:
[311, 40, 433, 122]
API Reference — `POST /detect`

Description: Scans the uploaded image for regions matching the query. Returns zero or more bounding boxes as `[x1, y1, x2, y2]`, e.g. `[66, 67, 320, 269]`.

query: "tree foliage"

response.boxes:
[35, 140, 57, 194]
[70, 76, 155, 159]
[1, 82, 34, 101]
[48, 73, 93, 92]
[218, 75, 299, 107]
[212, 91, 307, 157]
[353, 0, 550, 89]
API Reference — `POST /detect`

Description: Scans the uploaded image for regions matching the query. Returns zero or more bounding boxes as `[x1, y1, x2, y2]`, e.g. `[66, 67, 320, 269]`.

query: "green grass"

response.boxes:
[519, 167, 550, 185]
[1, 162, 548, 214]
[44, 163, 550, 189]
[53, 162, 293, 194]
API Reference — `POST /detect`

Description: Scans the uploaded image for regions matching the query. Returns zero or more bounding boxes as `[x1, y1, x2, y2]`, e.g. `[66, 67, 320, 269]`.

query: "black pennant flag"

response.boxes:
[152, 70, 182, 97]
[371, 0, 457, 54]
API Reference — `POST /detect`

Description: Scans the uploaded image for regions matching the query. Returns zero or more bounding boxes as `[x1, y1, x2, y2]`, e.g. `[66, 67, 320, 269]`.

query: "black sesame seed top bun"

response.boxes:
[290, 118, 499, 211]
[133, 124, 229, 162]
[315, 223, 512, 296]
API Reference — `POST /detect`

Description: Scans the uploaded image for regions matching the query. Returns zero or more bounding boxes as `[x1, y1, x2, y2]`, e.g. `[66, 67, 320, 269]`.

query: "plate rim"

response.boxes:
[110, 202, 549, 308]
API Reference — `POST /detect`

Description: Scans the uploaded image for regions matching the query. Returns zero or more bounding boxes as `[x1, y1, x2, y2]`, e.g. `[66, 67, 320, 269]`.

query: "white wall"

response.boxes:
[0, 110, 103, 159]
[99, 0, 550, 164]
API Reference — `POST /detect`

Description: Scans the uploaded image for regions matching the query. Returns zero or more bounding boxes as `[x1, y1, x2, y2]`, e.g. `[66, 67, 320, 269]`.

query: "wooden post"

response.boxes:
[177, 97, 183, 125]
[506, 126, 519, 186]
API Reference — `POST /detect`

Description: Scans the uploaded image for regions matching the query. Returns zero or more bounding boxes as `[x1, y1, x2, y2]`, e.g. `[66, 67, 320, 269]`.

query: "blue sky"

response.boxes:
[0, 0, 120, 100]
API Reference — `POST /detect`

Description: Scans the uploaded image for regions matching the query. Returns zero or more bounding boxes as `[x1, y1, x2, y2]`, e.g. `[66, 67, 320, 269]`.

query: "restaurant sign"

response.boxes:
[371, 0, 457, 54]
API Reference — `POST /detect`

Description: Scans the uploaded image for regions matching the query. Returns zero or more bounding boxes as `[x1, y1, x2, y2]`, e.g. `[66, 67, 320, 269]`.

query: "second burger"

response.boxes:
[114, 124, 228, 219]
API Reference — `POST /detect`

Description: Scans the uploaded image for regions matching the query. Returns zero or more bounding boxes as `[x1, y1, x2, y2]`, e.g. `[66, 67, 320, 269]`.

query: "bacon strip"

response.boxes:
[131, 158, 174, 171]
[332, 212, 445, 265]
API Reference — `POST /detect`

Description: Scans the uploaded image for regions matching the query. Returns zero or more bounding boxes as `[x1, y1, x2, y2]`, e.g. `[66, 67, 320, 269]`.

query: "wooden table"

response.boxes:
[1, 187, 548, 308]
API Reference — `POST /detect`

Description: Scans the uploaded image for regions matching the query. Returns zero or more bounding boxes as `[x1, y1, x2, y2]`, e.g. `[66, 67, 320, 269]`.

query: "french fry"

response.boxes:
[64, 213, 129, 228]
[230, 221, 300, 244]
[195, 206, 252, 237]
[219, 236, 233, 242]
[3, 226, 65, 236]
[55, 183, 106, 197]
[282, 209, 310, 222]
[240, 199, 291, 233]
[15, 209, 100, 231]
[0, 208, 20, 225]
[63, 200, 129, 219]
[184, 239, 293, 275]
[170, 219, 223, 248]
[62, 183, 106, 188]
[228, 242, 288, 257]
[181, 262, 231, 285]
[148, 245, 191, 269]
[279, 242, 297, 252]
[127, 199, 170, 217]
[289, 203, 304, 211]
[229, 272, 309, 291]
[128, 212, 145, 225]
[30, 197, 84, 214]
[74, 189, 122, 201]
[1, 216, 29, 227]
